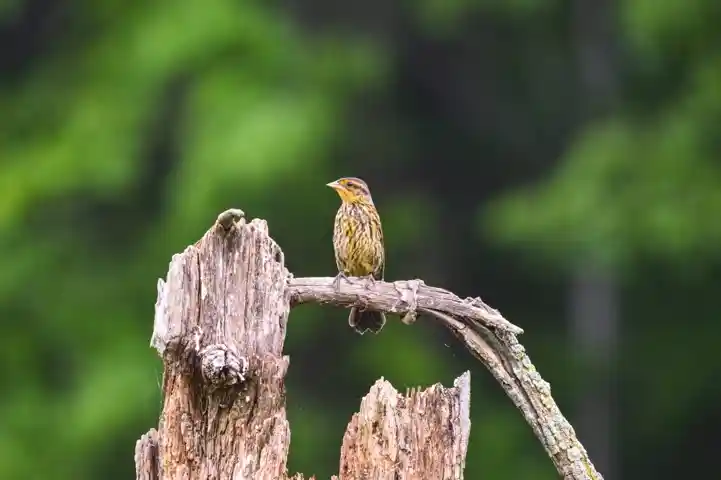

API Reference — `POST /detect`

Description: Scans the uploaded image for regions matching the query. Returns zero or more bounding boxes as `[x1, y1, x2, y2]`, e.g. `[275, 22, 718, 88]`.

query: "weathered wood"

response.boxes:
[135, 429, 159, 480]
[336, 372, 471, 480]
[148, 209, 293, 480]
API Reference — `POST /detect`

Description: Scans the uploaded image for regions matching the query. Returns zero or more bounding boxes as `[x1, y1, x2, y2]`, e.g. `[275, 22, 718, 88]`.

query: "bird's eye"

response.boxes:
[345, 181, 355, 188]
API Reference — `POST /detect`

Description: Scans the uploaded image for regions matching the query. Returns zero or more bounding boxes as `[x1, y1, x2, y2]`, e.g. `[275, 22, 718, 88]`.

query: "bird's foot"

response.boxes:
[400, 279, 420, 325]
[333, 272, 348, 290]
[361, 274, 377, 286]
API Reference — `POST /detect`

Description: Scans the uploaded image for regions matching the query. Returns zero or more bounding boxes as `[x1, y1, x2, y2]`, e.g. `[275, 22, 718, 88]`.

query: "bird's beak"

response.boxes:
[327, 180, 351, 201]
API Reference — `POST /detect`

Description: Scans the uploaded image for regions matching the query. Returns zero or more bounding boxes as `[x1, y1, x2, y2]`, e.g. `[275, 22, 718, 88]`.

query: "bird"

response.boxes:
[326, 176, 386, 334]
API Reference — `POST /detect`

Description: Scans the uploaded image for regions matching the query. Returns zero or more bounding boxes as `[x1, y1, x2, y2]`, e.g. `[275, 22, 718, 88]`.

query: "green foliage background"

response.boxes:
[1, 0, 719, 478]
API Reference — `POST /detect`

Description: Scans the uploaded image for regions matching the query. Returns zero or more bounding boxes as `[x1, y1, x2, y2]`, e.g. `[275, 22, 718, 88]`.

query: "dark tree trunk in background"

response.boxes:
[569, 263, 618, 480]
[570, 0, 620, 478]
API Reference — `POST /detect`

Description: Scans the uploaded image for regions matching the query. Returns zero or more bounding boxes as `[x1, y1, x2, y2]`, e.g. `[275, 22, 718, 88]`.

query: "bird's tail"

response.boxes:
[348, 307, 386, 335]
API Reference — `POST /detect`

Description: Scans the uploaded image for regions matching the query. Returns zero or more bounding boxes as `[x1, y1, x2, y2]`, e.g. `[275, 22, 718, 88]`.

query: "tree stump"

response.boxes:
[336, 374, 470, 479]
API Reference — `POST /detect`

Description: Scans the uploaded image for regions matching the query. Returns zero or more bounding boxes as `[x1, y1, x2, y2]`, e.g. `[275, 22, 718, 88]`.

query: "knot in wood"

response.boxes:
[199, 344, 248, 387]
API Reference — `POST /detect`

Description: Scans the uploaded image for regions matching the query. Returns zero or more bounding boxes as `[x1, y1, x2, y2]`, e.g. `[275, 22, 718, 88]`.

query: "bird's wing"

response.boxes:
[375, 223, 385, 281]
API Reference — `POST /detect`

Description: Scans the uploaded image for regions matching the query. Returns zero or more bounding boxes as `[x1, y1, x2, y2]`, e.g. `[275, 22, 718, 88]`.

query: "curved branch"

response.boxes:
[289, 276, 603, 480]
[290, 277, 523, 334]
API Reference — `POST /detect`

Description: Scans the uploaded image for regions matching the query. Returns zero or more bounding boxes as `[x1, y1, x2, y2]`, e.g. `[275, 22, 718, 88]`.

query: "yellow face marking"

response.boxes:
[327, 178, 370, 203]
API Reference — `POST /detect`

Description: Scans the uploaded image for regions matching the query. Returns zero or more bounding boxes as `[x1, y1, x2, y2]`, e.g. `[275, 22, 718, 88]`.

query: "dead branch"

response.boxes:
[290, 277, 603, 480]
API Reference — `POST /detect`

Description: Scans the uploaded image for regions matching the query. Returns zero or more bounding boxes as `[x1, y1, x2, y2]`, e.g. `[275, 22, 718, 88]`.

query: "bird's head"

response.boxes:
[326, 177, 373, 204]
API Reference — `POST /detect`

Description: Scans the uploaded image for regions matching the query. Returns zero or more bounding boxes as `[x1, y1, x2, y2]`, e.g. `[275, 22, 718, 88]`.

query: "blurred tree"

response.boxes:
[2, 0, 720, 478]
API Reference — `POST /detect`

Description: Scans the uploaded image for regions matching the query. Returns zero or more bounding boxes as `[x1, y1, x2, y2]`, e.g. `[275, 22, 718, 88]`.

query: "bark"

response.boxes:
[136, 209, 602, 480]
[135, 429, 159, 480]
